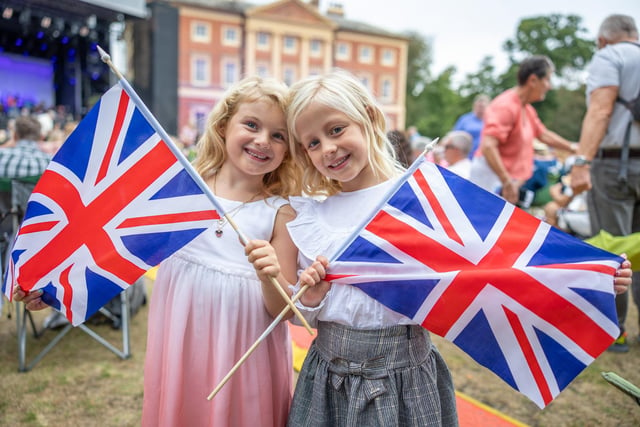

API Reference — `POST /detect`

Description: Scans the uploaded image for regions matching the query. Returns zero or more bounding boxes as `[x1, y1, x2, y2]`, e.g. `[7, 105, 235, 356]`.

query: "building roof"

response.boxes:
[170, 0, 405, 39]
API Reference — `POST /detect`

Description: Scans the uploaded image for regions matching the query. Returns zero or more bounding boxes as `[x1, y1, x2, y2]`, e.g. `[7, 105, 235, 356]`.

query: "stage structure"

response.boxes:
[0, 0, 147, 120]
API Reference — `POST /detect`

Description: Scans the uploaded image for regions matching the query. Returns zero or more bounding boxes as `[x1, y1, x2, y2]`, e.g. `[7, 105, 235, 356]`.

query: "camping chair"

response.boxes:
[2, 178, 133, 372]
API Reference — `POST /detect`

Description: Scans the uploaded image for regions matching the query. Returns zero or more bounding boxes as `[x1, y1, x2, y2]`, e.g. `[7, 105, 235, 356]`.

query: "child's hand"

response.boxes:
[614, 254, 632, 295]
[299, 256, 330, 308]
[245, 239, 280, 282]
[13, 287, 48, 311]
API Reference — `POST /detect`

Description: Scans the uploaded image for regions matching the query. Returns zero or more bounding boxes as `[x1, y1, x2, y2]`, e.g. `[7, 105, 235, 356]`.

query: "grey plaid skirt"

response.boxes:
[287, 321, 458, 427]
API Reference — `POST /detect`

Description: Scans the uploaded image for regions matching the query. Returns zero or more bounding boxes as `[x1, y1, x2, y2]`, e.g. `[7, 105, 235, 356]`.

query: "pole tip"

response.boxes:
[97, 45, 111, 63]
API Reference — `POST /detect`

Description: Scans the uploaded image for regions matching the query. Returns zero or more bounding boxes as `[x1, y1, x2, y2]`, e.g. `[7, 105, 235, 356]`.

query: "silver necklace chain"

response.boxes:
[213, 174, 262, 238]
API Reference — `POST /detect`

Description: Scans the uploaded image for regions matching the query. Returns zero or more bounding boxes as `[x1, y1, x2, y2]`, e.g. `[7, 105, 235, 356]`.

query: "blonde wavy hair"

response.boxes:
[287, 69, 403, 196]
[193, 76, 301, 197]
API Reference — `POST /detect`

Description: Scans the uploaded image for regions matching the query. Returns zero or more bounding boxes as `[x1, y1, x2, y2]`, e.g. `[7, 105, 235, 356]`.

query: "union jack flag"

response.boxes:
[325, 156, 622, 408]
[2, 82, 220, 325]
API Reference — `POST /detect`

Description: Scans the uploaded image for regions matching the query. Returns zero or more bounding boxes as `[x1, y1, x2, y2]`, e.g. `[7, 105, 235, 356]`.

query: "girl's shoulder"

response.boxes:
[286, 196, 334, 258]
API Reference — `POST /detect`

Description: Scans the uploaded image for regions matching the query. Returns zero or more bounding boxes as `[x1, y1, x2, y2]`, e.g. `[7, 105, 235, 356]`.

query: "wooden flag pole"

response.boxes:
[225, 215, 314, 335]
[207, 284, 310, 401]
[98, 45, 313, 335]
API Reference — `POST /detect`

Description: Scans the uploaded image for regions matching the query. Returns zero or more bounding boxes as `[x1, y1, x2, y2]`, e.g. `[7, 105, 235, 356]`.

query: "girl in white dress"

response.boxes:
[142, 76, 300, 427]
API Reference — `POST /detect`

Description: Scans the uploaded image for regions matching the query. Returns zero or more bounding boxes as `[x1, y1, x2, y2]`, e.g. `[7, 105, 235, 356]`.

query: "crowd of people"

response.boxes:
[394, 14, 640, 355]
[6, 12, 638, 427]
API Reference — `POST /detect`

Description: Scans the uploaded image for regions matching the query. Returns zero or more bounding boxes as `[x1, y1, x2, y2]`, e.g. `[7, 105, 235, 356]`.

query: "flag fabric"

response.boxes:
[324, 155, 622, 409]
[2, 82, 220, 326]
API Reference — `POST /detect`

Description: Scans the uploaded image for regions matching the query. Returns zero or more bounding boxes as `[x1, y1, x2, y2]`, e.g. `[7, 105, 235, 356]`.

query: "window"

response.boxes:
[358, 45, 373, 64]
[283, 66, 296, 86]
[283, 36, 298, 54]
[222, 60, 239, 87]
[335, 42, 350, 60]
[381, 49, 396, 66]
[222, 26, 240, 47]
[191, 55, 210, 86]
[195, 111, 207, 136]
[256, 63, 270, 78]
[359, 74, 372, 92]
[380, 77, 394, 101]
[310, 39, 322, 57]
[256, 32, 270, 50]
[191, 22, 210, 43]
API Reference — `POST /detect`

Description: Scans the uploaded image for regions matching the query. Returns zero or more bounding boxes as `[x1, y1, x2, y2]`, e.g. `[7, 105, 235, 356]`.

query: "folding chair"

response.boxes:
[3, 178, 133, 372]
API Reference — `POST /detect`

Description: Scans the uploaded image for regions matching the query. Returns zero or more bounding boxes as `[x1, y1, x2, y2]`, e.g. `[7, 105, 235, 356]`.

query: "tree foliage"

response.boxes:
[503, 14, 595, 81]
[404, 31, 432, 96]
[404, 13, 594, 142]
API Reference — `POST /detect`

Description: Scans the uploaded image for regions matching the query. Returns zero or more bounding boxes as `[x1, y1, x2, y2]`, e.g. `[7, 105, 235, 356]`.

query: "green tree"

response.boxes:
[413, 67, 464, 138]
[501, 14, 595, 135]
[404, 31, 435, 135]
[503, 14, 595, 83]
[404, 31, 432, 96]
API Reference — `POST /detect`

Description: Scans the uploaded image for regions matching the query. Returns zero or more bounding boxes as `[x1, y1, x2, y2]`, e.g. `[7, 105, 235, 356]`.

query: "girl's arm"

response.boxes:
[246, 204, 299, 318]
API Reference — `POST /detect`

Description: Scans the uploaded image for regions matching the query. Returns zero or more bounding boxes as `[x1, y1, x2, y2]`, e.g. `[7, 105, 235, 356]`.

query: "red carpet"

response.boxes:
[290, 324, 527, 427]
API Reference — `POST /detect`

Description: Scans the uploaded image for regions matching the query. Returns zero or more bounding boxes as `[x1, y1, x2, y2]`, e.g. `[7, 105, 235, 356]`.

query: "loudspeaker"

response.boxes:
[132, 1, 178, 135]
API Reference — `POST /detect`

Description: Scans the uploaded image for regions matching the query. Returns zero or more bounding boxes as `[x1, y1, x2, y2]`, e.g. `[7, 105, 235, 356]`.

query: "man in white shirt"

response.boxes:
[442, 131, 473, 179]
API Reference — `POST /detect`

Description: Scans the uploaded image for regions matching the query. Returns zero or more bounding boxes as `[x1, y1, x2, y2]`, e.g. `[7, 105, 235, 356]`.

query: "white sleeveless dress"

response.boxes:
[142, 196, 292, 427]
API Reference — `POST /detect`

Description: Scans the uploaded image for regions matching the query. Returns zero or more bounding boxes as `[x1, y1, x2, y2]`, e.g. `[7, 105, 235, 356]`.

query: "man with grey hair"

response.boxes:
[442, 130, 473, 179]
[570, 14, 640, 353]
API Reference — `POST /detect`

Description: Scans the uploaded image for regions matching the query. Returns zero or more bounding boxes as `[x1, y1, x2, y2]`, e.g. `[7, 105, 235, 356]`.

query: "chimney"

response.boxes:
[326, 2, 344, 17]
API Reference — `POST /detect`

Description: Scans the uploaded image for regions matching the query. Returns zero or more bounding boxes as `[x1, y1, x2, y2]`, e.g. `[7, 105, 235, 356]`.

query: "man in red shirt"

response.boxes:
[469, 55, 577, 204]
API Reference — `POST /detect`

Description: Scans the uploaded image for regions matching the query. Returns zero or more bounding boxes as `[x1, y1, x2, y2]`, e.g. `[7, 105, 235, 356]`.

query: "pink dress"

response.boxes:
[142, 196, 293, 427]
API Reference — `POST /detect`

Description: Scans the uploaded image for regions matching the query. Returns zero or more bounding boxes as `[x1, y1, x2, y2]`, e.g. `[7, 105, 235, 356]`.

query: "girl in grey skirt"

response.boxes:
[281, 70, 459, 426]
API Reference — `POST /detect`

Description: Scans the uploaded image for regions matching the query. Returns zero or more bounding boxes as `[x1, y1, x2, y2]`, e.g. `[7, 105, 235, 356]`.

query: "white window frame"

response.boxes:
[359, 73, 372, 92]
[191, 21, 211, 43]
[191, 54, 210, 86]
[380, 76, 394, 101]
[283, 35, 298, 54]
[222, 58, 239, 87]
[283, 65, 297, 86]
[222, 26, 241, 47]
[310, 39, 322, 58]
[381, 48, 396, 66]
[256, 62, 270, 78]
[335, 41, 350, 61]
[358, 45, 373, 64]
[256, 31, 270, 51]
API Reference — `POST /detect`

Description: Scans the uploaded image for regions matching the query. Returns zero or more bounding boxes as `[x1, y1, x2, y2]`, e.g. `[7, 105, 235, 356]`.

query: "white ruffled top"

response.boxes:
[287, 180, 415, 329]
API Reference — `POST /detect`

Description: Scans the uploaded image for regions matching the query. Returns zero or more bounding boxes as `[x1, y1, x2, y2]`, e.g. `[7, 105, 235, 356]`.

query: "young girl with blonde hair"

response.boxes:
[142, 76, 300, 427]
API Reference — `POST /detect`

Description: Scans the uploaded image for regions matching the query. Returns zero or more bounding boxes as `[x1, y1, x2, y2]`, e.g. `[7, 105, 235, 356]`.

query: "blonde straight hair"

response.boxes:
[193, 76, 302, 197]
[287, 69, 404, 196]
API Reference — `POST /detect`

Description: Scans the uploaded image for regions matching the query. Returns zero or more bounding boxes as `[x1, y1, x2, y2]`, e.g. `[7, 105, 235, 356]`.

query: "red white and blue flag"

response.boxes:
[325, 155, 622, 408]
[2, 82, 221, 325]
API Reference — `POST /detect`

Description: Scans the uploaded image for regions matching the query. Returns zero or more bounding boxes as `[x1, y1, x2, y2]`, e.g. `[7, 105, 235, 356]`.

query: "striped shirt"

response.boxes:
[0, 140, 51, 179]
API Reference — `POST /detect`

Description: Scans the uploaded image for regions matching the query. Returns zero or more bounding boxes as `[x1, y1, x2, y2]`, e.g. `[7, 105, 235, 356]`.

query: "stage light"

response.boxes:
[36, 31, 44, 39]
[79, 26, 89, 37]
[2, 7, 13, 19]
[53, 17, 64, 32]
[18, 8, 31, 26]
[41, 16, 51, 29]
